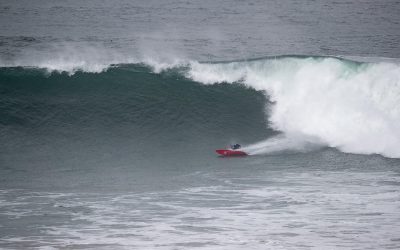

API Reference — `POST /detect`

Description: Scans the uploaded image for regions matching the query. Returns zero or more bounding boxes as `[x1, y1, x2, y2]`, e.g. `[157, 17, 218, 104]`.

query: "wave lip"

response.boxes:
[0, 43, 141, 74]
[187, 56, 400, 158]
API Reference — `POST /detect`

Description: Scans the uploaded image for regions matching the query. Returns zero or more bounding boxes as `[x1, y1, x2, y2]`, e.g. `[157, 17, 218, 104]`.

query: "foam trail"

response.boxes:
[187, 57, 400, 158]
[243, 135, 324, 155]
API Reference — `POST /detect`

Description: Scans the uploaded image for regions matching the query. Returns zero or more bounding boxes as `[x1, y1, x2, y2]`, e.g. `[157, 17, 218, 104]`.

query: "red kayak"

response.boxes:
[216, 149, 247, 156]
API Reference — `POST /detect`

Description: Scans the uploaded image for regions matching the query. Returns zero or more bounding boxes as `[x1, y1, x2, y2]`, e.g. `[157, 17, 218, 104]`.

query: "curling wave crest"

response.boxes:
[187, 57, 400, 158]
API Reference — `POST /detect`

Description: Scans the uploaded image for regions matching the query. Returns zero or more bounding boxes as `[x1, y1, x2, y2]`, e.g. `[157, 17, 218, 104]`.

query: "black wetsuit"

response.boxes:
[232, 144, 241, 150]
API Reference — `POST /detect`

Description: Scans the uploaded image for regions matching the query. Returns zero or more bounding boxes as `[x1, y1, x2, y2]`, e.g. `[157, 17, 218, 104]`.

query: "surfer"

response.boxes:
[231, 144, 241, 150]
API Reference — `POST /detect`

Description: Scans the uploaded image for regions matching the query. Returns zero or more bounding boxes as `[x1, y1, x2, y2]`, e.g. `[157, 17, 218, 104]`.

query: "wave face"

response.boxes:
[186, 56, 400, 158]
[0, 64, 269, 169]
[1, 56, 400, 159]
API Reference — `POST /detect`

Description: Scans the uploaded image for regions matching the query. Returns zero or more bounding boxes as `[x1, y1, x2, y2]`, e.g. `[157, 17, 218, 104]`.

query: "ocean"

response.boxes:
[1, 0, 400, 249]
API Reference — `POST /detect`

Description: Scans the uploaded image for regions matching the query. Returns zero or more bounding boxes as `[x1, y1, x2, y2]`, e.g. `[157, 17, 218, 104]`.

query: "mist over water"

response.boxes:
[1, 0, 400, 249]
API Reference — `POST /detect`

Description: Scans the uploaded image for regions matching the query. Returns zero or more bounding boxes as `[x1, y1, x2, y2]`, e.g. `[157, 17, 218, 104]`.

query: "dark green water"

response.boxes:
[0, 65, 270, 191]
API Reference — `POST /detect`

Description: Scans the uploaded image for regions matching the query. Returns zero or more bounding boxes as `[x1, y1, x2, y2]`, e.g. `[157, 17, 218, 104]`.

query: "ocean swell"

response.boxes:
[1, 55, 400, 158]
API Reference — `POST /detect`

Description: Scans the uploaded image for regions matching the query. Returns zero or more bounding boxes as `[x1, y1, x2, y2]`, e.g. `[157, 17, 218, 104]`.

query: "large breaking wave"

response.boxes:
[1, 55, 400, 158]
[187, 57, 400, 158]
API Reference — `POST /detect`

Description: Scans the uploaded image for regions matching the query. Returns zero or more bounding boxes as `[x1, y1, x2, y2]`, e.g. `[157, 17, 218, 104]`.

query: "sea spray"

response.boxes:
[1, 43, 139, 74]
[187, 57, 400, 158]
[242, 134, 324, 155]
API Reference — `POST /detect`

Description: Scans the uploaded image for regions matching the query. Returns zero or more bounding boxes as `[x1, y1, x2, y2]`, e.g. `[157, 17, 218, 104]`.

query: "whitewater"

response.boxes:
[186, 57, 400, 158]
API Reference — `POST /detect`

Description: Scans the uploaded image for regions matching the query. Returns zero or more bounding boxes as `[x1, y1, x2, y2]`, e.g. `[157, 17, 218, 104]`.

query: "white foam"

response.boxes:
[3, 170, 400, 249]
[242, 134, 323, 155]
[187, 57, 400, 158]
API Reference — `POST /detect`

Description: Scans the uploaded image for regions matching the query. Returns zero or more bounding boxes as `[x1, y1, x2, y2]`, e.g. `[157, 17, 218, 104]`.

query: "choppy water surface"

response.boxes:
[2, 152, 400, 249]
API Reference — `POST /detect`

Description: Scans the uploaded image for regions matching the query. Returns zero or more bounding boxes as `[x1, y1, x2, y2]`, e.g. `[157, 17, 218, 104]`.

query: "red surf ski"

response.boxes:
[216, 149, 247, 156]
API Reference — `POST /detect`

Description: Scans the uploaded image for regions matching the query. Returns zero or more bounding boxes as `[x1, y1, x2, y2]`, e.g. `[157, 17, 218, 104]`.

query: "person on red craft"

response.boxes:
[231, 144, 241, 150]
